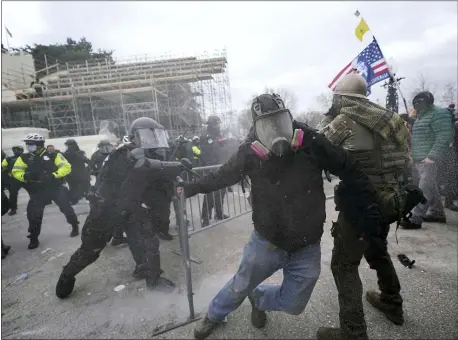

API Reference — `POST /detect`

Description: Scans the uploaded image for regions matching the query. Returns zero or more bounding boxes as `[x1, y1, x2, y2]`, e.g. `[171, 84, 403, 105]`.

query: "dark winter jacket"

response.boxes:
[89, 149, 110, 176]
[185, 121, 378, 253]
[63, 149, 90, 179]
[411, 105, 453, 162]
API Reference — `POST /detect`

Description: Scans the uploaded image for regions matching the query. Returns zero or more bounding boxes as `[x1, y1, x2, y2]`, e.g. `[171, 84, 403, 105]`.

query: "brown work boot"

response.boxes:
[366, 290, 404, 325]
[316, 327, 343, 340]
[194, 314, 220, 340]
[248, 294, 267, 328]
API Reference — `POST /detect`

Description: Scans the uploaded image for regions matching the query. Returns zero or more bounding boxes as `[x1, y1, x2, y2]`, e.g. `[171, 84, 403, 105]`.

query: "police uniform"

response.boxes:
[317, 74, 410, 340]
[5, 147, 27, 214]
[12, 146, 79, 248]
[56, 118, 181, 299]
[199, 133, 229, 224]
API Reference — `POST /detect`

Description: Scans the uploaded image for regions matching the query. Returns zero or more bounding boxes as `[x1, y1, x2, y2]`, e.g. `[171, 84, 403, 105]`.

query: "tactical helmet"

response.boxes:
[413, 91, 434, 106]
[65, 139, 77, 146]
[23, 133, 45, 144]
[12, 145, 24, 153]
[251, 93, 288, 121]
[192, 136, 200, 142]
[128, 117, 168, 149]
[334, 73, 368, 99]
[206, 115, 221, 125]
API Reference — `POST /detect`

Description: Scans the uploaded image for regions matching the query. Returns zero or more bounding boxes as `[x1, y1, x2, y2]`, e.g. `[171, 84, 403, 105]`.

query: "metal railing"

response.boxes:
[155, 164, 334, 335]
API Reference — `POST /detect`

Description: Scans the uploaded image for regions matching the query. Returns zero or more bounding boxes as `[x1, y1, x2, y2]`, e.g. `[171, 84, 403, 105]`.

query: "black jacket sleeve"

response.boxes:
[301, 126, 381, 235]
[184, 143, 248, 197]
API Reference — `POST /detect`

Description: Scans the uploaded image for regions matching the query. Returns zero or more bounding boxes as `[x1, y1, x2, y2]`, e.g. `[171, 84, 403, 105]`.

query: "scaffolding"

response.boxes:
[1, 50, 232, 139]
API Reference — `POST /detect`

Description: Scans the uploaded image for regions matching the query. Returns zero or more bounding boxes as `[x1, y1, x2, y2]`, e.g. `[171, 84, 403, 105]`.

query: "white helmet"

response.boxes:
[23, 133, 45, 143]
[192, 136, 200, 142]
[122, 135, 131, 144]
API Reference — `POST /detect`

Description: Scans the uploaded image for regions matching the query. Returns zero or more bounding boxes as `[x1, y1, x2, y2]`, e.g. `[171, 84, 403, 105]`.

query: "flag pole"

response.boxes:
[355, 11, 409, 113]
[5, 25, 10, 49]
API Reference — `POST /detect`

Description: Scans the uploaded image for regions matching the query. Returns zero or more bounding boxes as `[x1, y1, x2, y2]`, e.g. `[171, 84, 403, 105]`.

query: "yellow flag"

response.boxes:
[355, 18, 370, 42]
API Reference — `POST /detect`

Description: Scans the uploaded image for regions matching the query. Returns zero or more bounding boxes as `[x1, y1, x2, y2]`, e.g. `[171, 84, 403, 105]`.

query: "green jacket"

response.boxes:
[411, 105, 453, 162]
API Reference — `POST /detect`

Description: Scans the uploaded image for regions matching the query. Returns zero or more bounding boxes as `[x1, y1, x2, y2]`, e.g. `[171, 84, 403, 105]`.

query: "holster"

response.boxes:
[401, 184, 427, 219]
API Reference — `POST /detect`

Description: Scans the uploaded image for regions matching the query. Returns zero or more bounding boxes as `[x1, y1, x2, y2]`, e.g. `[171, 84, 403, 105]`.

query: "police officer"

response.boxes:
[63, 139, 91, 205]
[5, 146, 26, 215]
[316, 73, 410, 340]
[88, 140, 115, 177]
[191, 136, 201, 166]
[199, 115, 229, 227]
[2, 150, 12, 258]
[12, 133, 79, 249]
[55, 117, 185, 299]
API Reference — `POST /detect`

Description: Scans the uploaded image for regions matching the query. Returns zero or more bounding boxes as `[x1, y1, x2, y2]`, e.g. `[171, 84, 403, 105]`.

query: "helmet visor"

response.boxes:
[254, 110, 293, 156]
[133, 128, 169, 149]
[100, 144, 114, 154]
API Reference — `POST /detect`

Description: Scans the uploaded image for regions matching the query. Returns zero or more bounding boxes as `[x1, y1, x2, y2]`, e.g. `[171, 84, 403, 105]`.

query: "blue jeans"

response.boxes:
[207, 231, 321, 322]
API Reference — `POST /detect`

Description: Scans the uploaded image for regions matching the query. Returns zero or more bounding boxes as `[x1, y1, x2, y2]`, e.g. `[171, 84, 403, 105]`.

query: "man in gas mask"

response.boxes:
[63, 139, 91, 205]
[199, 115, 230, 227]
[316, 73, 413, 340]
[5, 146, 27, 215]
[55, 117, 186, 299]
[12, 133, 79, 249]
[88, 140, 115, 177]
[180, 93, 380, 340]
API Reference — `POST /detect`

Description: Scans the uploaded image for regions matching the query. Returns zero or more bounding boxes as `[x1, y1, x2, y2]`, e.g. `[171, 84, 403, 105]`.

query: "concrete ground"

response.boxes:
[1, 181, 457, 339]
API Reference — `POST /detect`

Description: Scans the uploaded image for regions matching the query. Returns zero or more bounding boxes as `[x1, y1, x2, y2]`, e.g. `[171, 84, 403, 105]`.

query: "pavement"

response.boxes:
[1, 181, 457, 339]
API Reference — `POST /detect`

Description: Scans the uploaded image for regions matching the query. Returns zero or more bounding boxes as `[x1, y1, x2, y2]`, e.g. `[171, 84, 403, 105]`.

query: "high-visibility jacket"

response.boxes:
[12, 149, 71, 183]
[1, 158, 7, 171]
[192, 145, 201, 160]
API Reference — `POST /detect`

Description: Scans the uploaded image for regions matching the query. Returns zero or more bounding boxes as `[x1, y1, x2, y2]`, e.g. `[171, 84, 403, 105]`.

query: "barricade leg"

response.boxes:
[152, 183, 201, 336]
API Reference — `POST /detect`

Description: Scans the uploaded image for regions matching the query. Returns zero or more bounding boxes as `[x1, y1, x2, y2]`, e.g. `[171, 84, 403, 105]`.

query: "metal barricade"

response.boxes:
[169, 165, 252, 237]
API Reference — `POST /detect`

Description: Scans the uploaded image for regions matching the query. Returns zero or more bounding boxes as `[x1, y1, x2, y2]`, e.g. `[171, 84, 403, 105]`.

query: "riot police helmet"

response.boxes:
[128, 117, 169, 149]
[98, 139, 114, 154]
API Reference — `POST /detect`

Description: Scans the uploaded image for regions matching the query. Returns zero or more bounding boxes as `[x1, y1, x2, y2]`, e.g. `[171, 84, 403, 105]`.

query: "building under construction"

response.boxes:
[1, 50, 232, 139]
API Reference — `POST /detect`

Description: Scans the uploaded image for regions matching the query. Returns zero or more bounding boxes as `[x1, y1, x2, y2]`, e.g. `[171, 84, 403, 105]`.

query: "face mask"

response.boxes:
[250, 129, 304, 160]
[26, 145, 38, 153]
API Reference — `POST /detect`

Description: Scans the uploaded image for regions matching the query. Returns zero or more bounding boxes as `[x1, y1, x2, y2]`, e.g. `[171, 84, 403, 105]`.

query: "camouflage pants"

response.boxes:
[62, 203, 160, 279]
[331, 212, 402, 340]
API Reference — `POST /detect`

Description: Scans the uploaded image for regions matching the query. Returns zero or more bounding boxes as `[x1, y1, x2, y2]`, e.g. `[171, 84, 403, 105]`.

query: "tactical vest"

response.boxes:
[21, 151, 59, 176]
[325, 110, 409, 224]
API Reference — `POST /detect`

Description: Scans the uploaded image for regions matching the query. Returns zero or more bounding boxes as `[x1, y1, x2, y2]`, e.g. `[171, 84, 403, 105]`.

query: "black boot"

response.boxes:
[8, 209, 17, 216]
[28, 238, 40, 249]
[1, 242, 11, 259]
[111, 236, 128, 246]
[56, 273, 76, 299]
[400, 219, 422, 229]
[145, 275, 175, 292]
[70, 223, 79, 237]
[132, 265, 164, 280]
[215, 214, 229, 221]
[201, 219, 210, 227]
[366, 290, 404, 325]
[248, 294, 267, 328]
[158, 231, 173, 241]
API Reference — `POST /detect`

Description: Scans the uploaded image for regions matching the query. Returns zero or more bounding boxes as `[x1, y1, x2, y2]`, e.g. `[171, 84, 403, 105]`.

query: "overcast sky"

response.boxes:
[2, 1, 457, 113]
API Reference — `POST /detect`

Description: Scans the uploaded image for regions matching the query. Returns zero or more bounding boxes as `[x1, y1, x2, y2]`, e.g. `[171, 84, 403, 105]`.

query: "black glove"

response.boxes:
[179, 181, 200, 198]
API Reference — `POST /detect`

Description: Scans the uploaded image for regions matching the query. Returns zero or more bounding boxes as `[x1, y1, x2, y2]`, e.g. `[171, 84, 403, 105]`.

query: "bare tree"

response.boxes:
[410, 73, 437, 102]
[315, 92, 333, 111]
[441, 83, 457, 106]
[296, 110, 323, 129]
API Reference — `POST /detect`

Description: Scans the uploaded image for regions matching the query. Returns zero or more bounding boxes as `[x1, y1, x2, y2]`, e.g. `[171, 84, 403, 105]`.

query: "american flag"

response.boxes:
[328, 38, 390, 95]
